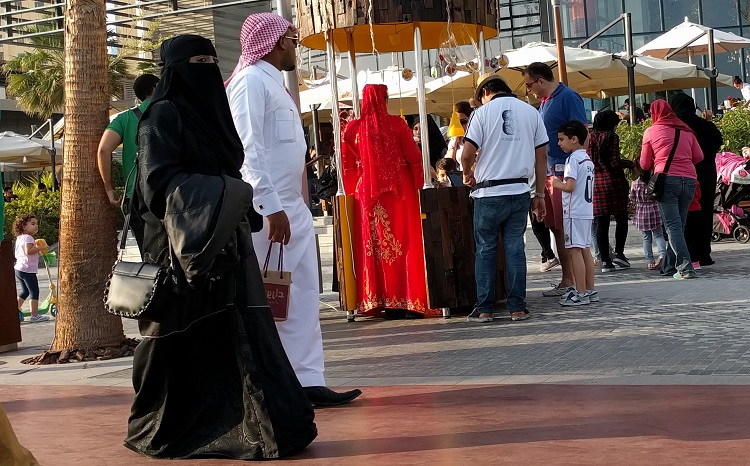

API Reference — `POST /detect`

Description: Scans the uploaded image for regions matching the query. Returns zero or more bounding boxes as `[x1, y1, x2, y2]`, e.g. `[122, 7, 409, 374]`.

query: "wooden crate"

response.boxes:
[420, 187, 507, 309]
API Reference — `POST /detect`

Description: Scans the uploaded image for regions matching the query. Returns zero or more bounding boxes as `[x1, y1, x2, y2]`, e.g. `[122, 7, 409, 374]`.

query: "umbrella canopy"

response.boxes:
[635, 19, 750, 59]
[424, 42, 733, 105]
[0, 131, 63, 170]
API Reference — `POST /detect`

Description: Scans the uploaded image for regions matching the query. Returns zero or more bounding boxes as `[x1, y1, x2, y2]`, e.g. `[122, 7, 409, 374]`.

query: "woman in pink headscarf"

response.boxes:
[342, 84, 440, 318]
[640, 99, 704, 279]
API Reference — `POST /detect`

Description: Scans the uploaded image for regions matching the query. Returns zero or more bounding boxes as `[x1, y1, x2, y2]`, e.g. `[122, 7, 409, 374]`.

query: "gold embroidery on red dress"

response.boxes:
[365, 202, 402, 266]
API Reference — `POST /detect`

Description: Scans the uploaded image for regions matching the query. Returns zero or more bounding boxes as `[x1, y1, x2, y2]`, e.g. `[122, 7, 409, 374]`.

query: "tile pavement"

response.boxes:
[4, 226, 750, 387]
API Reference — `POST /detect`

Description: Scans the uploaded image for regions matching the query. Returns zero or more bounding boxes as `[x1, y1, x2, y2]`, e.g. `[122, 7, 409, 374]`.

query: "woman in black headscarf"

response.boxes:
[588, 110, 634, 271]
[127, 35, 316, 460]
[411, 114, 448, 169]
[670, 92, 723, 266]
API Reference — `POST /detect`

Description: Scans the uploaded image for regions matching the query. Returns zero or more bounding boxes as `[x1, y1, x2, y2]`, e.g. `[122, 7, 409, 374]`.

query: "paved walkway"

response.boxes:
[4, 227, 750, 464]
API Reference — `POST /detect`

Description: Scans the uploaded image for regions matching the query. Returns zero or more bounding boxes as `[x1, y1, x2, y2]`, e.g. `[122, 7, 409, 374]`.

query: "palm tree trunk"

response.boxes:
[53, 0, 124, 350]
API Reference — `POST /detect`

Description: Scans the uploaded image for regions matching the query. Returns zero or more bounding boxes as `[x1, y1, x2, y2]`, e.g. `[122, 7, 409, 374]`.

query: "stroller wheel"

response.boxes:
[711, 232, 722, 242]
[50, 304, 57, 317]
[733, 225, 750, 243]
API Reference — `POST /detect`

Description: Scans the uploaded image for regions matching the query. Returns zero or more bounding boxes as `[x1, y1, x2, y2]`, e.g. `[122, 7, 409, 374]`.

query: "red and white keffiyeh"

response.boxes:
[224, 13, 298, 87]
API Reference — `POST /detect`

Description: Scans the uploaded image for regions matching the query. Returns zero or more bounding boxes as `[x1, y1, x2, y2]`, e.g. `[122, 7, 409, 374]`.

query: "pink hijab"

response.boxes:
[649, 99, 695, 134]
[224, 13, 298, 87]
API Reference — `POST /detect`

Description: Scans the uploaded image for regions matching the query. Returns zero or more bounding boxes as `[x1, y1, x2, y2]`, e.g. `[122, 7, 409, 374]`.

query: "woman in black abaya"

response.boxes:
[670, 93, 723, 266]
[126, 35, 316, 460]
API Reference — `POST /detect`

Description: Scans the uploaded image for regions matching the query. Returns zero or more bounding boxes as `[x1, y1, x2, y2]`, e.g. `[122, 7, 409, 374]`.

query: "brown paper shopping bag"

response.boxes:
[262, 243, 291, 322]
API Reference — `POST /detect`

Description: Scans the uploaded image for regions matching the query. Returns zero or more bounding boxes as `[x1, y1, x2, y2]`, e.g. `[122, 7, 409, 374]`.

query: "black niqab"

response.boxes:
[669, 92, 723, 167]
[144, 35, 244, 177]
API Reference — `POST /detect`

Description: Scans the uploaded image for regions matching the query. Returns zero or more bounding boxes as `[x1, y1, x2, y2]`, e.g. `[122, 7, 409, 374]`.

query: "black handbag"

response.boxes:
[313, 165, 338, 200]
[646, 129, 681, 201]
[103, 167, 173, 321]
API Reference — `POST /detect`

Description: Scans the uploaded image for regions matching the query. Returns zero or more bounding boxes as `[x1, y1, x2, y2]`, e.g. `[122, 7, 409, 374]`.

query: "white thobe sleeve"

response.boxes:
[228, 75, 283, 216]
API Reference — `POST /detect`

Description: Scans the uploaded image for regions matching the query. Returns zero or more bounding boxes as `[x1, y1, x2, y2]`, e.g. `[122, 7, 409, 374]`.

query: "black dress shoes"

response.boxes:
[303, 386, 362, 408]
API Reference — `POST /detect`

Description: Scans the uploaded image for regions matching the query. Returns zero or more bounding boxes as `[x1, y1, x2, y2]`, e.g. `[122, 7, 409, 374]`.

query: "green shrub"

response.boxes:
[615, 119, 652, 162]
[3, 183, 60, 245]
[716, 108, 750, 155]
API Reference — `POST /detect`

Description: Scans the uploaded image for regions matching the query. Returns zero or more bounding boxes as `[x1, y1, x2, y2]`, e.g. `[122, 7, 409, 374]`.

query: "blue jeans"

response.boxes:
[590, 220, 600, 261]
[473, 194, 531, 313]
[15, 270, 39, 300]
[642, 228, 667, 262]
[658, 176, 696, 276]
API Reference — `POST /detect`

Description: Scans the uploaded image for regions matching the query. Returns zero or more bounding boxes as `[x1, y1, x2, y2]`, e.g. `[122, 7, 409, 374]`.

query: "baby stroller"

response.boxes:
[713, 152, 750, 243]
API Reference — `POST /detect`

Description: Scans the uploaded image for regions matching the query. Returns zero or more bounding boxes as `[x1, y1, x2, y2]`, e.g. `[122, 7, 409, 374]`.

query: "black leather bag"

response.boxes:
[313, 165, 338, 200]
[103, 165, 173, 321]
[104, 260, 172, 320]
[646, 129, 681, 201]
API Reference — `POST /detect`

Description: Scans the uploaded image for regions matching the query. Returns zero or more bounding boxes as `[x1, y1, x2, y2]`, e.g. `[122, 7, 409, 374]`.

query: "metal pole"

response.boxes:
[478, 28, 486, 74]
[311, 103, 322, 158]
[346, 28, 361, 118]
[707, 28, 719, 114]
[275, 0, 301, 111]
[47, 119, 58, 191]
[327, 32, 344, 195]
[414, 24, 432, 189]
[551, 0, 568, 84]
[687, 48, 697, 102]
[624, 12, 636, 126]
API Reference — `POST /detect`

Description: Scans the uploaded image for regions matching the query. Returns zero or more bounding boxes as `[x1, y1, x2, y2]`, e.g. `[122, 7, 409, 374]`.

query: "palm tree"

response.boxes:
[2, 24, 129, 119]
[51, 0, 125, 352]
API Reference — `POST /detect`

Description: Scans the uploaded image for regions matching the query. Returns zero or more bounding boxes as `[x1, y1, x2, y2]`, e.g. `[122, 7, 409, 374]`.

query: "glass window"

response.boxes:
[702, 0, 739, 28]
[663, 0, 699, 29]
[624, 0, 663, 33]
[560, 0, 588, 39]
[587, 0, 625, 37]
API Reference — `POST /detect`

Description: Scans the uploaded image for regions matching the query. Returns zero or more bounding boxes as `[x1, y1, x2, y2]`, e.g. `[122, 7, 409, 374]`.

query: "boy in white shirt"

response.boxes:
[551, 120, 598, 306]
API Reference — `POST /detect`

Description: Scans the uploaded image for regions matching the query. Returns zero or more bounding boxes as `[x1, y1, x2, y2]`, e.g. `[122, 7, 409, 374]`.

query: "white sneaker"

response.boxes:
[540, 257, 560, 272]
[543, 284, 574, 297]
[560, 291, 590, 306]
[584, 290, 600, 302]
[29, 314, 50, 323]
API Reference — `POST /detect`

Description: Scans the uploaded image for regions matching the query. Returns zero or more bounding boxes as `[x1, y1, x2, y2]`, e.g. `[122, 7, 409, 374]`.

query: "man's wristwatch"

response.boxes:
[532, 192, 545, 199]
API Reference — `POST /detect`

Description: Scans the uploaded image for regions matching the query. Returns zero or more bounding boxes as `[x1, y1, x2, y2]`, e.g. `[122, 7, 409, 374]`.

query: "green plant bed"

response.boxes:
[3, 180, 60, 245]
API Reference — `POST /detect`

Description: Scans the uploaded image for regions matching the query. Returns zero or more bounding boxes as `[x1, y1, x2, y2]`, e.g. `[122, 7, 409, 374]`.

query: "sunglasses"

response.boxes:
[282, 34, 299, 47]
[525, 78, 541, 89]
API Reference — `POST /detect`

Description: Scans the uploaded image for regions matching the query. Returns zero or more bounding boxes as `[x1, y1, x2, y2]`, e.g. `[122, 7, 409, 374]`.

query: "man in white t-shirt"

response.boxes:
[551, 120, 598, 307]
[461, 73, 548, 323]
[733, 76, 750, 108]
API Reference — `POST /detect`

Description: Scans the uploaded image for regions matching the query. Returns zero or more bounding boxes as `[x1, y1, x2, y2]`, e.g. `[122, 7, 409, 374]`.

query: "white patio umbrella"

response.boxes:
[0, 131, 63, 170]
[635, 19, 750, 59]
[425, 43, 733, 104]
[425, 43, 671, 106]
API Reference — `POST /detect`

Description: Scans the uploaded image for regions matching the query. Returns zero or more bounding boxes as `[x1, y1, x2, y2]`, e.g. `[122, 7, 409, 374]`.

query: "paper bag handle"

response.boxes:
[262, 243, 284, 279]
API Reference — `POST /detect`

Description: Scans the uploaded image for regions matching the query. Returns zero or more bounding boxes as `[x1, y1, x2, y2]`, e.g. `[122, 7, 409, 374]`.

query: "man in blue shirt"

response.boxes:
[523, 62, 587, 298]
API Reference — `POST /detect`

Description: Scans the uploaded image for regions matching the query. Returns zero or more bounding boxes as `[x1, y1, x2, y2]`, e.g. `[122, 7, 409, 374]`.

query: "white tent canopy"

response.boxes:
[635, 19, 750, 59]
[0, 131, 63, 171]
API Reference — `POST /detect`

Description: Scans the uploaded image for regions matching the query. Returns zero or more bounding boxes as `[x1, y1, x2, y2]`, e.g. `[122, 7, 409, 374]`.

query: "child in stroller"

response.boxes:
[713, 150, 750, 243]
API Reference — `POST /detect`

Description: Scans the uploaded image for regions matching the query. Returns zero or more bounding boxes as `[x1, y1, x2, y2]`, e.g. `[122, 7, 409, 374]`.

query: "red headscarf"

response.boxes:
[649, 99, 695, 134]
[353, 84, 401, 206]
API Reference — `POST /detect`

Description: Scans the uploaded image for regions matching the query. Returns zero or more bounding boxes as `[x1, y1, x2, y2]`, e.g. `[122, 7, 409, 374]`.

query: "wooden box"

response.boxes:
[420, 187, 507, 309]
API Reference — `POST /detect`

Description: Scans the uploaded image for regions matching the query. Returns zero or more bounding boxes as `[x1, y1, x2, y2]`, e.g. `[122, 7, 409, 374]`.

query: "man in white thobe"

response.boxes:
[226, 12, 361, 407]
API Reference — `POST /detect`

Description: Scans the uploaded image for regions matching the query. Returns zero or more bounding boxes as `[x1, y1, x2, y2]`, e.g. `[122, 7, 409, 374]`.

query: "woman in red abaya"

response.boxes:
[342, 84, 440, 318]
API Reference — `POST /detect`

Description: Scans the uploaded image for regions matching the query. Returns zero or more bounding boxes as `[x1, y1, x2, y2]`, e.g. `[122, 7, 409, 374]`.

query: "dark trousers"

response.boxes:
[695, 173, 716, 264]
[684, 210, 702, 264]
[596, 212, 629, 264]
[529, 211, 555, 261]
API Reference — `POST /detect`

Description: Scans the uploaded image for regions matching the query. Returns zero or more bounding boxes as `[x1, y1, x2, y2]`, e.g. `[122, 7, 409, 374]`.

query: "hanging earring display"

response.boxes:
[402, 68, 413, 81]
[431, 66, 439, 78]
[445, 64, 457, 77]
[296, 45, 341, 89]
